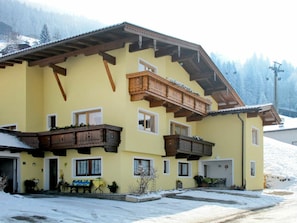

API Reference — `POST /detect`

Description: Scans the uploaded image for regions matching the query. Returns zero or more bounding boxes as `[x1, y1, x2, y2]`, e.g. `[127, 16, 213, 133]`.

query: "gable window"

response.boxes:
[138, 110, 158, 133]
[170, 121, 189, 136]
[75, 158, 102, 177]
[250, 161, 256, 177]
[178, 162, 191, 177]
[134, 158, 152, 176]
[252, 127, 259, 145]
[74, 108, 102, 126]
[138, 59, 157, 73]
[47, 114, 56, 130]
[163, 160, 170, 174]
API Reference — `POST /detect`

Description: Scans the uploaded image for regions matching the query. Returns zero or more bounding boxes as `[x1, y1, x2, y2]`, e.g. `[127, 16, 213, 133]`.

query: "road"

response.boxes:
[224, 198, 297, 223]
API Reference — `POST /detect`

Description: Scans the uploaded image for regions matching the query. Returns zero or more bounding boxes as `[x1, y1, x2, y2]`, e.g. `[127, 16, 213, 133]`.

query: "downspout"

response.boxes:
[237, 113, 245, 188]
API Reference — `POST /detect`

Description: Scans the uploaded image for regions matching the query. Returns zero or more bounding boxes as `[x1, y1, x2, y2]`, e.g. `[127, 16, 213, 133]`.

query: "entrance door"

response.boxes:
[49, 159, 58, 190]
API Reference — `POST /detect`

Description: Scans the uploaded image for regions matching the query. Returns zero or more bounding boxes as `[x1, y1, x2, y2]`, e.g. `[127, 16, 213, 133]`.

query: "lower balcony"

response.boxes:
[18, 124, 123, 156]
[164, 135, 214, 160]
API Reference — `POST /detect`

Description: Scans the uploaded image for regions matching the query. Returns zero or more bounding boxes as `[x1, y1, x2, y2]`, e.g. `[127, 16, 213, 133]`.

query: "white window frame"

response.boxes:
[133, 157, 154, 176]
[72, 107, 103, 126]
[252, 126, 259, 146]
[163, 159, 170, 175]
[170, 120, 190, 136]
[138, 109, 158, 134]
[138, 58, 157, 73]
[177, 161, 192, 177]
[72, 157, 103, 178]
[250, 161, 256, 177]
[47, 114, 57, 130]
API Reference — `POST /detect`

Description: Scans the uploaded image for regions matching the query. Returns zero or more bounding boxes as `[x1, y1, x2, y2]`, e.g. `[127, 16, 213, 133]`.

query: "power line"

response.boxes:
[269, 61, 284, 112]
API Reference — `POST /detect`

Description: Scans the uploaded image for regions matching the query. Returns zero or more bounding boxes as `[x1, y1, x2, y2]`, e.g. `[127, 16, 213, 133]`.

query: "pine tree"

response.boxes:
[40, 24, 50, 44]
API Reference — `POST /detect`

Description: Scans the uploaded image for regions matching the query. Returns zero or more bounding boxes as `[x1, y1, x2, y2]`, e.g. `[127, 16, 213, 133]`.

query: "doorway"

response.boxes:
[49, 159, 58, 190]
[0, 156, 18, 193]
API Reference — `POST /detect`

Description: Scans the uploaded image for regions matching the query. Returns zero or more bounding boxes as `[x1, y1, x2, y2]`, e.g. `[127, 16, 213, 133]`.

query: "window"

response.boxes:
[138, 59, 157, 73]
[170, 122, 189, 136]
[138, 110, 158, 133]
[47, 114, 56, 129]
[75, 158, 102, 177]
[134, 158, 152, 176]
[1, 125, 17, 131]
[252, 127, 259, 145]
[163, 160, 170, 174]
[250, 161, 256, 176]
[178, 162, 191, 177]
[74, 109, 102, 125]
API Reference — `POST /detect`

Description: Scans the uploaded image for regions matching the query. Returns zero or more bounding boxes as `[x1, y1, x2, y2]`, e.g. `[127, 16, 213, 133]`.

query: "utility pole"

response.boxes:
[269, 61, 284, 112]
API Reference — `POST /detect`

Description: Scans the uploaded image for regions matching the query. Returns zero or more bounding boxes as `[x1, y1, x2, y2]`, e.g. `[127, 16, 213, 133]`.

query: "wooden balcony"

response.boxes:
[127, 71, 211, 120]
[164, 135, 214, 160]
[18, 124, 123, 156]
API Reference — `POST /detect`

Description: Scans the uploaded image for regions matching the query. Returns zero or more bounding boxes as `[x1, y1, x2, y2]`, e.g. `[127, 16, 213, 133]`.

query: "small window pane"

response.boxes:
[89, 112, 101, 125]
[78, 114, 86, 125]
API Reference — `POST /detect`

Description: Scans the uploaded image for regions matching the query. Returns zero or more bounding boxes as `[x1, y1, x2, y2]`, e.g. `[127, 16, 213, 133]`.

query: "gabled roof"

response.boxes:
[208, 103, 281, 125]
[0, 22, 243, 109]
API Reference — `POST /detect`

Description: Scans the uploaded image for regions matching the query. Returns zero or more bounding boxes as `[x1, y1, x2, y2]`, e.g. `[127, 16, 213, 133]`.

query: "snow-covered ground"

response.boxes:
[1, 136, 297, 222]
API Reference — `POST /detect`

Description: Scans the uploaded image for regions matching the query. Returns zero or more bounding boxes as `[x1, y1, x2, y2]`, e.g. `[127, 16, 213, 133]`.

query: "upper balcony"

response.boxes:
[164, 135, 214, 160]
[17, 124, 123, 156]
[126, 71, 211, 121]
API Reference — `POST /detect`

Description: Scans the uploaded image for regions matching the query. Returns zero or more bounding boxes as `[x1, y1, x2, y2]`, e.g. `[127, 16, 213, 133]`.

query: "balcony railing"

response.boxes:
[127, 71, 211, 119]
[18, 124, 123, 155]
[164, 135, 214, 160]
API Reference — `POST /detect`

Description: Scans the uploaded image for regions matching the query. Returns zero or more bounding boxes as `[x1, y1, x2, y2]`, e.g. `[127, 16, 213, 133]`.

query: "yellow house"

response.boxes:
[0, 22, 280, 193]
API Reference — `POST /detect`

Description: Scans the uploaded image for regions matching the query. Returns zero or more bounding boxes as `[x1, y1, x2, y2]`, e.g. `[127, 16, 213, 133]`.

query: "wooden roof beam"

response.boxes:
[29, 38, 129, 67]
[98, 51, 116, 65]
[129, 39, 154, 52]
[50, 64, 67, 101]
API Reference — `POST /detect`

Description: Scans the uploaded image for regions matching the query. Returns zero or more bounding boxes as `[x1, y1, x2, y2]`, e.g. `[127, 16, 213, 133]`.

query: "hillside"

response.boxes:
[0, 0, 103, 40]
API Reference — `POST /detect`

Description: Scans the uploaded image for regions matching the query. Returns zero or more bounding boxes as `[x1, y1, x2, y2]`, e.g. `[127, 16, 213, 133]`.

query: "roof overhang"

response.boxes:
[208, 103, 281, 126]
[0, 129, 34, 151]
[0, 22, 244, 109]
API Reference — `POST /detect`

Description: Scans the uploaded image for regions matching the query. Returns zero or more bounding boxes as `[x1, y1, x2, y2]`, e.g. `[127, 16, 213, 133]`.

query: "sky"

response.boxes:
[1, 133, 297, 222]
[19, 0, 297, 66]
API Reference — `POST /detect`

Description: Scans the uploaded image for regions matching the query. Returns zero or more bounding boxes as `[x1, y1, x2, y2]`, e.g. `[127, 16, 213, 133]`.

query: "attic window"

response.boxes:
[138, 59, 157, 73]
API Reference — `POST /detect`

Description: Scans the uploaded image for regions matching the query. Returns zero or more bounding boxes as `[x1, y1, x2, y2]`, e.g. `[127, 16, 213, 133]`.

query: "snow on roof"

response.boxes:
[264, 115, 297, 132]
[0, 132, 32, 149]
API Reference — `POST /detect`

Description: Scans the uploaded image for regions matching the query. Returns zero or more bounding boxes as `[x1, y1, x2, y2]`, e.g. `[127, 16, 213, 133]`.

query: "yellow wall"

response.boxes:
[0, 63, 27, 130]
[20, 153, 44, 192]
[197, 113, 264, 190]
[1, 44, 264, 193]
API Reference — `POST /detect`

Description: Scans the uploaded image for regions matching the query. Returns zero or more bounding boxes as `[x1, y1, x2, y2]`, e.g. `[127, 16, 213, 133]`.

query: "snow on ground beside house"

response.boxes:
[1, 136, 297, 222]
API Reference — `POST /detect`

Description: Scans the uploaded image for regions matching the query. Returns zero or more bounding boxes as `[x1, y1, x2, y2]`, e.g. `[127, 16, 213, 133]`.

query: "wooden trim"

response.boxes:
[53, 72, 67, 101]
[49, 64, 67, 76]
[103, 60, 116, 92]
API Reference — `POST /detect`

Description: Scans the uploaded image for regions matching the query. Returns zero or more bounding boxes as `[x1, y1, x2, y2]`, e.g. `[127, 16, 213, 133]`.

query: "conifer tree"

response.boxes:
[39, 24, 50, 44]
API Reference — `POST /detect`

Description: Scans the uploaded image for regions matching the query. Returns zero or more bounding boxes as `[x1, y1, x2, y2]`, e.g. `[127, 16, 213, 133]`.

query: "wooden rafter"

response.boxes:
[103, 60, 116, 92]
[50, 64, 67, 101]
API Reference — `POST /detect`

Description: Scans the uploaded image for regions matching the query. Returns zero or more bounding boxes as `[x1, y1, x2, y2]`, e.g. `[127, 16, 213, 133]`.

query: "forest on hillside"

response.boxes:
[1, 0, 297, 116]
[0, 0, 102, 39]
[211, 53, 297, 115]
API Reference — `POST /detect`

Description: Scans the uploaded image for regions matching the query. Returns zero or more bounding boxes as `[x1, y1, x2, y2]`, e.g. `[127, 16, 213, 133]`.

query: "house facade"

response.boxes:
[0, 22, 280, 193]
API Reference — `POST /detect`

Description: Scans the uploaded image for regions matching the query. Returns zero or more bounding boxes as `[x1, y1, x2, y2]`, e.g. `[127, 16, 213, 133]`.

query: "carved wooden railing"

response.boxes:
[127, 71, 211, 117]
[164, 135, 214, 160]
[17, 124, 123, 155]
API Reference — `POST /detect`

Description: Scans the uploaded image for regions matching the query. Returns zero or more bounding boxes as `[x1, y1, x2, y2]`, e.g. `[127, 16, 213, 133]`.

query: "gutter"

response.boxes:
[237, 113, 245, 188]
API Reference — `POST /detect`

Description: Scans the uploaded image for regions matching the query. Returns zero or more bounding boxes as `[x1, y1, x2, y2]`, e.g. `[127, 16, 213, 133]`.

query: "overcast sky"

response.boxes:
[21, 0, 297, 66]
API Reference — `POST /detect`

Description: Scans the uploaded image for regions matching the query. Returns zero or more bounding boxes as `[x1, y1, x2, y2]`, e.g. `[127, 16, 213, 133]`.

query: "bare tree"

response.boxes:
[136, 166, 157, 195]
